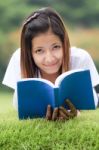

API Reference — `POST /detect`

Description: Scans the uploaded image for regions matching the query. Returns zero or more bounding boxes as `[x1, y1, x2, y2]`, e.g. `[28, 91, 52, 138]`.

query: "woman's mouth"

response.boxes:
[43, 62, 58, 67]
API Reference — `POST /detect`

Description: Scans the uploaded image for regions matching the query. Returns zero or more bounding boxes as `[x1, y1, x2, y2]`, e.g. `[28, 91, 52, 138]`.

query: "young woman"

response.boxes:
[2, 7, 99, 120]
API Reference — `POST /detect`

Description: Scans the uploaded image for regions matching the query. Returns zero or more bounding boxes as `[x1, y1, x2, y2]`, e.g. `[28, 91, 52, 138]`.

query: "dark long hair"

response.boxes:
[21, 7, 70, 78]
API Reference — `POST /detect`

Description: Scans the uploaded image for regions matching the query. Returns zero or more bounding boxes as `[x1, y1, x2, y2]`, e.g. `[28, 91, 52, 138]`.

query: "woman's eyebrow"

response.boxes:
[51, 42, 62, 46]
[33, 42, 62, 50]
[33, 46, 43, 50]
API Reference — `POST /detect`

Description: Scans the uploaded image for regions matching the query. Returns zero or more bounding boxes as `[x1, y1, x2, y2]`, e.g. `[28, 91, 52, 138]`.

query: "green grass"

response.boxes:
[0, 92, 99, 150]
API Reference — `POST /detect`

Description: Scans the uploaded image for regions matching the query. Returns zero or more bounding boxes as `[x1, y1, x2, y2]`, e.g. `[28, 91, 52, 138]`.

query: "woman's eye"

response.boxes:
[53, 45, 61, 49]
[35, 49, 43, 54]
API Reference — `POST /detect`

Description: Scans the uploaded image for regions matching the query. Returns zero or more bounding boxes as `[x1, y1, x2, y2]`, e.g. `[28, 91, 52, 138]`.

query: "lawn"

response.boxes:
[0, 92, 99, 150]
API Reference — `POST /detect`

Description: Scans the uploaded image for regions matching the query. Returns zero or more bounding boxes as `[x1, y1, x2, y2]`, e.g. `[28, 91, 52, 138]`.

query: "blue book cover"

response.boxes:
[17, 69, 95, 119]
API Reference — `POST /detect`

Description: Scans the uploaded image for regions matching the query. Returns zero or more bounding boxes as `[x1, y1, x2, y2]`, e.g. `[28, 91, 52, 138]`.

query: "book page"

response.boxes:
[18, 78, 55, 88]
[55, 69, 86, 86]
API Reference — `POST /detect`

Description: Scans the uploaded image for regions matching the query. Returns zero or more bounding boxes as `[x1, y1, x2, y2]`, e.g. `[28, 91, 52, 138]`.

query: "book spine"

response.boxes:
[54, 87, 59, 107]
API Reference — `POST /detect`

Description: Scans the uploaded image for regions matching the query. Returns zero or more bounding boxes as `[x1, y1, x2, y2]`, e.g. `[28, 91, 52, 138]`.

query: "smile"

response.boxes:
[43, 62, 58, 67]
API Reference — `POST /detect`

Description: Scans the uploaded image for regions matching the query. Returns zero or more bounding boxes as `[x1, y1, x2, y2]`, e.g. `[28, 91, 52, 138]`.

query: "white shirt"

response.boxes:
[2, 47, 99, 109]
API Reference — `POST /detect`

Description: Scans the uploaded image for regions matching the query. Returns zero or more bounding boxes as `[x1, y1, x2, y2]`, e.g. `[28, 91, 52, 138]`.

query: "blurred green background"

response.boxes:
[0, 0, 99, 92]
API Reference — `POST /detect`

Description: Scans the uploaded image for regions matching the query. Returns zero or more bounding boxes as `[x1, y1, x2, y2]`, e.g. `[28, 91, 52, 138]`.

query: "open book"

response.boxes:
[17, 69, 95, 119]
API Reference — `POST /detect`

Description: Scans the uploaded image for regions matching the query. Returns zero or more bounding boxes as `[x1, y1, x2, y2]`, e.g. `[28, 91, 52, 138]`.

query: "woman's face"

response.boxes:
[32, 30, 63, 77]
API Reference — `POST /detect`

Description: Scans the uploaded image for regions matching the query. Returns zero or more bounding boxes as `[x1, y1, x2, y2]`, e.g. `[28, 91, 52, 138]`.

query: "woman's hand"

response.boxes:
[46, 105, 59, 121]
[58, 99, 77, 121]
[46, 99, 78, 121]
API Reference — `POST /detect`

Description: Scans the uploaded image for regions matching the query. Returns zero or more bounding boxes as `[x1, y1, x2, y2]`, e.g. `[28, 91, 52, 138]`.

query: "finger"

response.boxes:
[58, 116, 65, 121]
[59, 108, 69, 120]
[65, 99, 77, 117]
[52, 108, 59, 121]
[46, 105, 52, 120]
[59, 106, 70, 117]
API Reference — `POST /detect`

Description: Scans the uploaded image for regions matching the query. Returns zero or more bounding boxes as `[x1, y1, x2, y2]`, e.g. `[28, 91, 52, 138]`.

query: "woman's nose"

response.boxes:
[45, 51, 54, 62]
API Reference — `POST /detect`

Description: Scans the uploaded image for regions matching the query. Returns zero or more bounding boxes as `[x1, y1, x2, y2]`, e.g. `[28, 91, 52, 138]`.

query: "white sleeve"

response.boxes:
[2, 48, 21, 89]
[93, 88, 99, 107]
[70, 47, 99, 87]
[13, 90, 18, 111]
[83, 51, 99, 87]
[84, 51, 99, 106]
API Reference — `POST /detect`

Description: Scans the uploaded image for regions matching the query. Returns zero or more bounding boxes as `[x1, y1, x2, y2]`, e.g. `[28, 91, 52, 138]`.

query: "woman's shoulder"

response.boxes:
[2, 48, 21, 89]
[70, 46, 92, 63]
[70, 47, 90, 58]
[11, 48, 20, 58]
[70, 46, 93, 69]
[9, 48, 20, 64]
